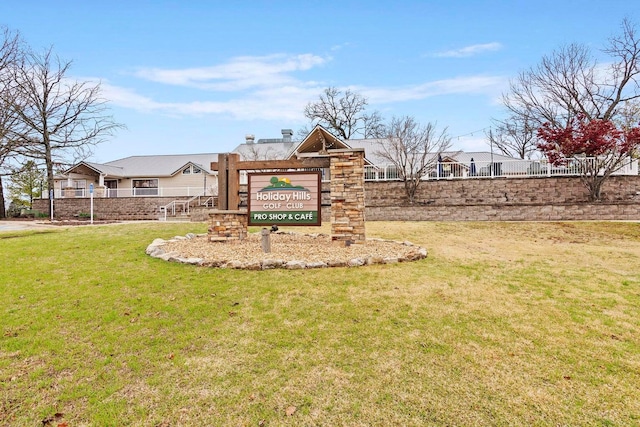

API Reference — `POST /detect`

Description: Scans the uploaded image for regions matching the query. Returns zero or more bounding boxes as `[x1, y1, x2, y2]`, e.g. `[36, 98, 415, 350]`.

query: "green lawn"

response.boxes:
[1, 221, 639, 426]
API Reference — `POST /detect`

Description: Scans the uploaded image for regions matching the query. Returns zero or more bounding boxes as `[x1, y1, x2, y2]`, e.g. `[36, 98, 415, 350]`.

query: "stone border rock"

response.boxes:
[146, 232, 427, 270]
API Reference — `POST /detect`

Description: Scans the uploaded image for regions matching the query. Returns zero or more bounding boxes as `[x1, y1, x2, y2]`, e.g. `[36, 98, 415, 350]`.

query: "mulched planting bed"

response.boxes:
[148, 231, 428, 269]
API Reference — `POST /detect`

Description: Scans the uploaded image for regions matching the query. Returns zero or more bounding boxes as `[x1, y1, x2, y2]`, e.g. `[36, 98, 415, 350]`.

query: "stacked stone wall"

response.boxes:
[365, 203, 640, 221]
[364, 176, 640, 221]
[32, 176, 640, 222]
[208, 211, 248, 242]
[32, 196, 185, 220]
[365, 176, 640, 207]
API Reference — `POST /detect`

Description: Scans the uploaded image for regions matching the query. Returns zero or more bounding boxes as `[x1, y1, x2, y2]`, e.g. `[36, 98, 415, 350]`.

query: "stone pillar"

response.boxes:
[329, 149, 366, 244]
[208, 210, 248, 242]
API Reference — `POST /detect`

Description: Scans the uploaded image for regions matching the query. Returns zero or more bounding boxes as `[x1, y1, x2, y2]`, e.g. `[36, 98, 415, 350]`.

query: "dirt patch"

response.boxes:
[0, 219, 120, 228]
[46, 220, 120, 226]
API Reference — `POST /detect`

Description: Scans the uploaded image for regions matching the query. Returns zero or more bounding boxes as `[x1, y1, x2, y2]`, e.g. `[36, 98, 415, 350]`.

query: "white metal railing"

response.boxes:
[53, 186, 216, 199]
[159, 192, 219, 221]
[58, 188, 87, 197]
[159, 200, 190, 221]
[197, 196, 215, 207]
[364, 157, 638, 181]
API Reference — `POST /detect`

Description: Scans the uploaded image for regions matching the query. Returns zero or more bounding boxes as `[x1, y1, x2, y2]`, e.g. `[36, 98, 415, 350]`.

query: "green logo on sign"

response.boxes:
[261, 176, 309, 191]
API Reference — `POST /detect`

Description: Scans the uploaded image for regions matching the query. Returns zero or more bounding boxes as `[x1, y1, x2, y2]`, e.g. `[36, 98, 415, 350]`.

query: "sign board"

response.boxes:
[247, 171, 321, 226]
[89, 183, 94, 194]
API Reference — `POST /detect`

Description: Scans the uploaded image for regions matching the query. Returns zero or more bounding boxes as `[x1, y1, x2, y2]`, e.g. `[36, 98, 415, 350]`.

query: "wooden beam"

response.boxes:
[227, 153, 240, 210]
[217, 154, 229, 210]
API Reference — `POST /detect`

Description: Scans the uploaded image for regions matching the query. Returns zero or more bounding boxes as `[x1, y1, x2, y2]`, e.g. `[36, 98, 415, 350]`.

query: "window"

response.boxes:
[132, 179, 159, 196]
[61, 179, 86, 197]
[386, 166, 400, 180]
[183, 165, 202, 174]
[364, 166, 378, 181]
[74, 180, 86, 197]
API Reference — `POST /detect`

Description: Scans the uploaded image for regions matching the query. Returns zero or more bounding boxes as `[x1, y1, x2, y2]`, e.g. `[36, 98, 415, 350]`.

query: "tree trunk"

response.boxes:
[404, 179, 417, 204]
[0, 175, 5, 219]
[44, 139, 55, 193]
[586, 177, 606, 201]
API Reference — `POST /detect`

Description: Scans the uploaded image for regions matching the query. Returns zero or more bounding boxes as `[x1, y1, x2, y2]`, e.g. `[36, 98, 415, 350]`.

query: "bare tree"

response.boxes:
[0, 26, 24, 218]
[487, 113, 539, 159]
[0, 98, 22, 218]
[238, 143, 287, 161]
[295, 126, 311, 142]
[374, 116, 451, 204]
[362, 110, 386, 139]
[303, 87, 384, 140]
[614, 99, 640, 130]
[9, 46, 122, 193]
[504, 19, 640, 130]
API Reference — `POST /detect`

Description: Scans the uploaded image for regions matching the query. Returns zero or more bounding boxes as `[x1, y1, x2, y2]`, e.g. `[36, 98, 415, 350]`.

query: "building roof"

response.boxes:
[233, 125, 373, 163]
[105, 153, 218, 177]
[340, 138, 391, 165]
[232, 129, 297, 160]
[83, 161, 125, 177]
[232, 141, 296, 161]
[63, 153, 219, 178]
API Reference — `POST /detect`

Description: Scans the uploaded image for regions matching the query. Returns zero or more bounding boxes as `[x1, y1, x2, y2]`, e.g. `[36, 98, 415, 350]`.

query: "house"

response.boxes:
[55, 153, 219, 198]
[55, 125, 640, 200]
[54, 127, 347, 200]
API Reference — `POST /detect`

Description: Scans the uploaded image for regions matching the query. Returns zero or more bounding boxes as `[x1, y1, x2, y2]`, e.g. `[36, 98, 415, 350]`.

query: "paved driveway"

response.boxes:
[0, 220, 55, 231]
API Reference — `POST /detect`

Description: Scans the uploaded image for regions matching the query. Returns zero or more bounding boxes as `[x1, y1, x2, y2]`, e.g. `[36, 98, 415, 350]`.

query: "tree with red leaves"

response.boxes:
[538, 115, 640, 201]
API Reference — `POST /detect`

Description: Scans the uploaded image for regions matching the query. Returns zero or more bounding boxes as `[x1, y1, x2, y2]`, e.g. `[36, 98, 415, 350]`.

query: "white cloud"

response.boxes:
[101, 83, 168, 111]
[133, 53, 328, 91]
[102, 74, 507, 122]
[361, 75, 508, 103]
[435, 42, 503, 58]
[101, 80, 320, 121]
[100, 53, 330, 121]
[99, 53, 508, 123]
[330, 42, 353, 51]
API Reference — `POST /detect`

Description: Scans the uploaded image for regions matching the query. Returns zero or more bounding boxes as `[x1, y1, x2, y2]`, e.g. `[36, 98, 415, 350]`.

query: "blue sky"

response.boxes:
[1, 1, 637, 162]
